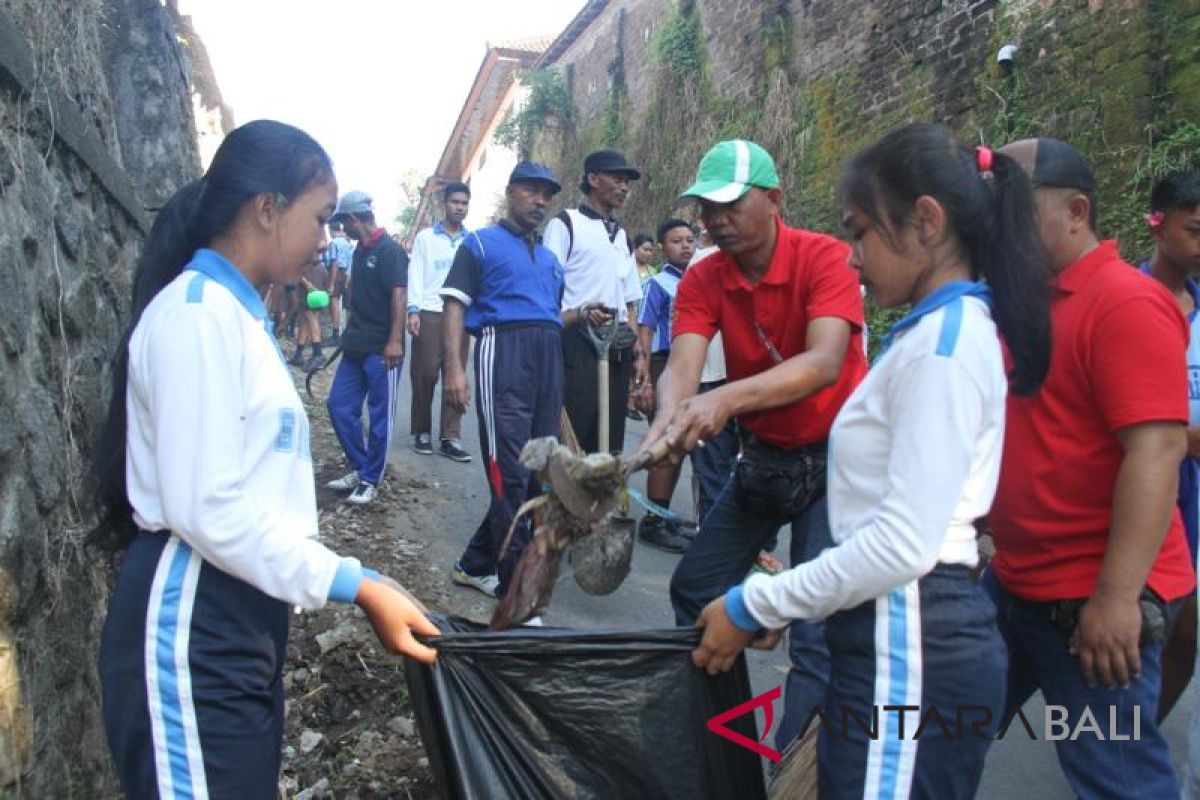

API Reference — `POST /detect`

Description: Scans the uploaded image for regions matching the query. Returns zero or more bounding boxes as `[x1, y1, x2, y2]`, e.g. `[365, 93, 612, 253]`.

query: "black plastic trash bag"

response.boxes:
[405, 615, 768, 800]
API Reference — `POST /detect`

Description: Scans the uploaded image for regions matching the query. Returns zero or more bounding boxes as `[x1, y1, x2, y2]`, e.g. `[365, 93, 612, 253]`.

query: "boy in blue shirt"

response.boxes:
[1141, 172, 1200, 731]
[440, 162, 566, 602]
[635, 218, 696, 552]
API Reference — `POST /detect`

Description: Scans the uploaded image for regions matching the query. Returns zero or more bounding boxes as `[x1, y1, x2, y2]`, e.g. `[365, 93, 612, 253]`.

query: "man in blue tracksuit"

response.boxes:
[440, 162, 566, 601]
[325, 190, 408, 505]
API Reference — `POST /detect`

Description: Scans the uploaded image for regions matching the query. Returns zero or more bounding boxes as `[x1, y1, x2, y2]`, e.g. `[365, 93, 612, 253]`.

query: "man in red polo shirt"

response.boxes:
[988, 138, 1194, 798]
[639, 139, 867, 750]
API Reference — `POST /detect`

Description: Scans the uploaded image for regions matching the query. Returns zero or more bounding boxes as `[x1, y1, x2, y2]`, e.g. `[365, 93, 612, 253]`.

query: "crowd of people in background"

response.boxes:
[297, 131, 1200, 795]
[92, 109, 1200, 798]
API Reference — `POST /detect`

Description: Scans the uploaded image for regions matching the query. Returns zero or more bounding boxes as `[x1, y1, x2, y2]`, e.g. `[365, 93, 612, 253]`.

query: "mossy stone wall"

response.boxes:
[533, 0, 1200, 268]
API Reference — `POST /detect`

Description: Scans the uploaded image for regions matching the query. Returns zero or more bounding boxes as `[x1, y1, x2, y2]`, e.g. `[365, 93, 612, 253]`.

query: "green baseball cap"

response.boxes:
[680, 139, 780, 203]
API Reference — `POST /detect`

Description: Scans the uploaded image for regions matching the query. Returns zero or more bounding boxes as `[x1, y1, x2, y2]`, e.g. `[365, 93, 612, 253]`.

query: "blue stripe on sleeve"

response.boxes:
[185, 273, 207, 304]
[328, 558, 365, 603]
[935, 297, 964, 357]
[725, 585, 763, 633]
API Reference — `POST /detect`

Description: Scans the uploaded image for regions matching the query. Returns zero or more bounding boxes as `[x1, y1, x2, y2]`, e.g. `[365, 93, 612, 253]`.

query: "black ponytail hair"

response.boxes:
[840, 122, 1052, 395]
[90, 120, 334, 549]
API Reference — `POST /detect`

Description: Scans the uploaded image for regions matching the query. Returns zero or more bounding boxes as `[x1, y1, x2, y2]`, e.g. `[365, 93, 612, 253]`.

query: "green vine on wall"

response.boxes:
[652, 0, 704, 84]
[494, 67, 577, 159]
[603, 10, 628, 147]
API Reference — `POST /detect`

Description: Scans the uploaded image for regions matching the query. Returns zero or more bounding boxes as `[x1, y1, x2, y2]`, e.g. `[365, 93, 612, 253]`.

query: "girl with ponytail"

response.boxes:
[692, 123, 1051, 798]
[94, 119, 438, 799]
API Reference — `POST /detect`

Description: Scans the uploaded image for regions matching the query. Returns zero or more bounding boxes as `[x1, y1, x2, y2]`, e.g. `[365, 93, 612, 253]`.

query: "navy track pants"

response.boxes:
[817, 565, 1005, 799]
[100, 532, 289, 799]
[458, 323, 563, 595]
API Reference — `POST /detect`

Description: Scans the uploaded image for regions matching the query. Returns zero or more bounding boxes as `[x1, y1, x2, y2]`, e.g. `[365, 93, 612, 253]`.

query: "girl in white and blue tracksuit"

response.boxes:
[692, 124, 1053, 799]
[92, 121, 437, 799]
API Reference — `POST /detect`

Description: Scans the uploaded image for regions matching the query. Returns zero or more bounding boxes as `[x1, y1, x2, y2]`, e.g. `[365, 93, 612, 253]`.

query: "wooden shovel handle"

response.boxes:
[622, 436, 673, 477]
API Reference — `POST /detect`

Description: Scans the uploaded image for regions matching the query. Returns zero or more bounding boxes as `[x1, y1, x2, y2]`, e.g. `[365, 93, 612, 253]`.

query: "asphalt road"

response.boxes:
[381, 343, 1194, 798]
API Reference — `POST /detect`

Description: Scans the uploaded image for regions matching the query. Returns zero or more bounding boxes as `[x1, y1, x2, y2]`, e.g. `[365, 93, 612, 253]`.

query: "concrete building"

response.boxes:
[406, 37, 551, 242]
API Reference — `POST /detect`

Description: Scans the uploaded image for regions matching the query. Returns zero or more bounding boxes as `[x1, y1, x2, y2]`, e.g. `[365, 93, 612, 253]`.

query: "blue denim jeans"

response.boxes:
[670, 484, 833, 751]
[687, 382, 737, 526]
[982, 570, 1180, 799]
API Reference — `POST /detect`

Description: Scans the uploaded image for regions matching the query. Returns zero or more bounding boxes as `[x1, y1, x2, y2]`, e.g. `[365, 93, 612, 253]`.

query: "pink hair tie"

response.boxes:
[1146, 211, 1165, 229]
[975, 145, 994, 174]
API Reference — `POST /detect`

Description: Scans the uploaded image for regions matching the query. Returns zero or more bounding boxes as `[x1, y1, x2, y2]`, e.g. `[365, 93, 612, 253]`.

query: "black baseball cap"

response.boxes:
[1031, 138, 1095, 192]
[583, 150, 642, 180]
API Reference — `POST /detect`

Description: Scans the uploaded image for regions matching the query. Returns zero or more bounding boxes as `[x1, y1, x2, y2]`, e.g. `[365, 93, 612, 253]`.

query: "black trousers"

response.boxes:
[561, 325, 634, 454]
[459, 324, 564, 594]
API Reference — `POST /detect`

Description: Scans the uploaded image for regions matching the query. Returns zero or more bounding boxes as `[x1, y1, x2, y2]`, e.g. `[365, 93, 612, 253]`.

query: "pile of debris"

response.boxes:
[280, 368, 448, 799]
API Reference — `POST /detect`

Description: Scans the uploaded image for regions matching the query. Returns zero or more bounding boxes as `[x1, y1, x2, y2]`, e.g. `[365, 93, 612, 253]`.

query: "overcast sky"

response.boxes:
[184, 0, 585, 225]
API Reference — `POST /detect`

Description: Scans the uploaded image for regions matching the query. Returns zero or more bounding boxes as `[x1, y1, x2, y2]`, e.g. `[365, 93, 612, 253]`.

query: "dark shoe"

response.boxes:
[304, 353, 325, 372]
[676, 521, 699, 541]
[412, 433, 433, 455]
[638, 515, 686, 554]
[439, 439, 472, 462]
[288, 350, 305, 367]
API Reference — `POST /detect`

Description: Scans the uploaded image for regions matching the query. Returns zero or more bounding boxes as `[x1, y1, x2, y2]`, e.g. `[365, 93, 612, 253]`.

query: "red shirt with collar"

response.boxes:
[672, 219, 867, 448]
[361, 226, 388, 248]
[990, 240, 1195, 602]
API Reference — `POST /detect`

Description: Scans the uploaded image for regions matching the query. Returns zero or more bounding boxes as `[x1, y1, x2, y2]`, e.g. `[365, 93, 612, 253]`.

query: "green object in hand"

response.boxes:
[306, 289, 330, 309]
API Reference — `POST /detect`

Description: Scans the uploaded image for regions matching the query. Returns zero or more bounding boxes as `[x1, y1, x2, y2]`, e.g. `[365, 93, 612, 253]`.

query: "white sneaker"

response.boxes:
[325, 470, 359, 491]
[524, 616, 544, 627]
[451, 562, 499, 598]
[346, 481, 377, 505]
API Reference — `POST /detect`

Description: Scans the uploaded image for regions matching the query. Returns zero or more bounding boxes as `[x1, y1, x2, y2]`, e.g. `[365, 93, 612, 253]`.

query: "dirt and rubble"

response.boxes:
[278, 365, 468, 800]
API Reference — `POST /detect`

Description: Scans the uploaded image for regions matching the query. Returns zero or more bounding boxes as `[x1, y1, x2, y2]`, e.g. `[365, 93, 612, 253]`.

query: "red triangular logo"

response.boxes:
[706, 685, 782, 763]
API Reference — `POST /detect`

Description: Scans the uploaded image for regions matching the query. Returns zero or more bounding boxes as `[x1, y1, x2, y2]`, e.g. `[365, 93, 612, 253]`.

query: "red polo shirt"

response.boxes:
[672, 219, 866, 448]
[990, 240, 1195, 602]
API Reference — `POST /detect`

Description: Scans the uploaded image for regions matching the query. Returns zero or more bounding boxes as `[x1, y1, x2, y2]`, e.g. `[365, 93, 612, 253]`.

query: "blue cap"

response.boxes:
[508, 161, 561, 195]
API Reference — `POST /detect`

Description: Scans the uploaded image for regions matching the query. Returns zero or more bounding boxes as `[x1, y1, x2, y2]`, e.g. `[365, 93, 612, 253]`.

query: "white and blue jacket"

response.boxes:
[728, 283, 1006, 627]
[125, 248, 367, 609]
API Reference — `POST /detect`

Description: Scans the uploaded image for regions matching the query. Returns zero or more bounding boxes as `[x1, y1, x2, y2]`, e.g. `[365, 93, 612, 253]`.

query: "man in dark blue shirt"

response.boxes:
[440, 162, 565, 604]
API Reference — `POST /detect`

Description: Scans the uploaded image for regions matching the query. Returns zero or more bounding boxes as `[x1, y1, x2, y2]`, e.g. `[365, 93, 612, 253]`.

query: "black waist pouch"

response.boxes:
[733, 436, 827, 520]
[609, 322, 638, 362]
[1042, 587, 1174, 647]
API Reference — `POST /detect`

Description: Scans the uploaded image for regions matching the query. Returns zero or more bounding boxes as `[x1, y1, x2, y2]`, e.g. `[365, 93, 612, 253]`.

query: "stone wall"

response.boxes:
[535, 0, 1200, 256]
[102, 0, 204, 208]
[0, 0, 202, 793]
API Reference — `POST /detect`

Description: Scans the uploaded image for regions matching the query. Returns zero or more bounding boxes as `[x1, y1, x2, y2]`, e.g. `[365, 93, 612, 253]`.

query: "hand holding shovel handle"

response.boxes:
[622, 435, 673, 478]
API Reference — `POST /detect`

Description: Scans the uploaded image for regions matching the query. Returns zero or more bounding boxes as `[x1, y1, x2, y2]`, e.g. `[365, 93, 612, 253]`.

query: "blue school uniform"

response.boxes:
[638, 265, 684, 354]
[1140, 263, 1200, 559]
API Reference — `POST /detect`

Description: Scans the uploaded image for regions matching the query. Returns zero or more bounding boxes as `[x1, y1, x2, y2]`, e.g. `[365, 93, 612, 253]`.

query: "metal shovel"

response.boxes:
[583, 310, 618, 452]
[565, 436, 673, 595]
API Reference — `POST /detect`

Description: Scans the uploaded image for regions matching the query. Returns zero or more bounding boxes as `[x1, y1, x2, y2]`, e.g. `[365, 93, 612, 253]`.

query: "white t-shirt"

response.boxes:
[544, 207, 642, 323]
[741, 294, 1005, 626]
[126, 249, 362, 609]
[407, 222, 467, 314]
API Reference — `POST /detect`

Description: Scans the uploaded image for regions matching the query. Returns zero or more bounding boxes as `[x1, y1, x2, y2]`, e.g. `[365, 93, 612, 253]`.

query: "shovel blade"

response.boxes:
[568, 514, 634, 596]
